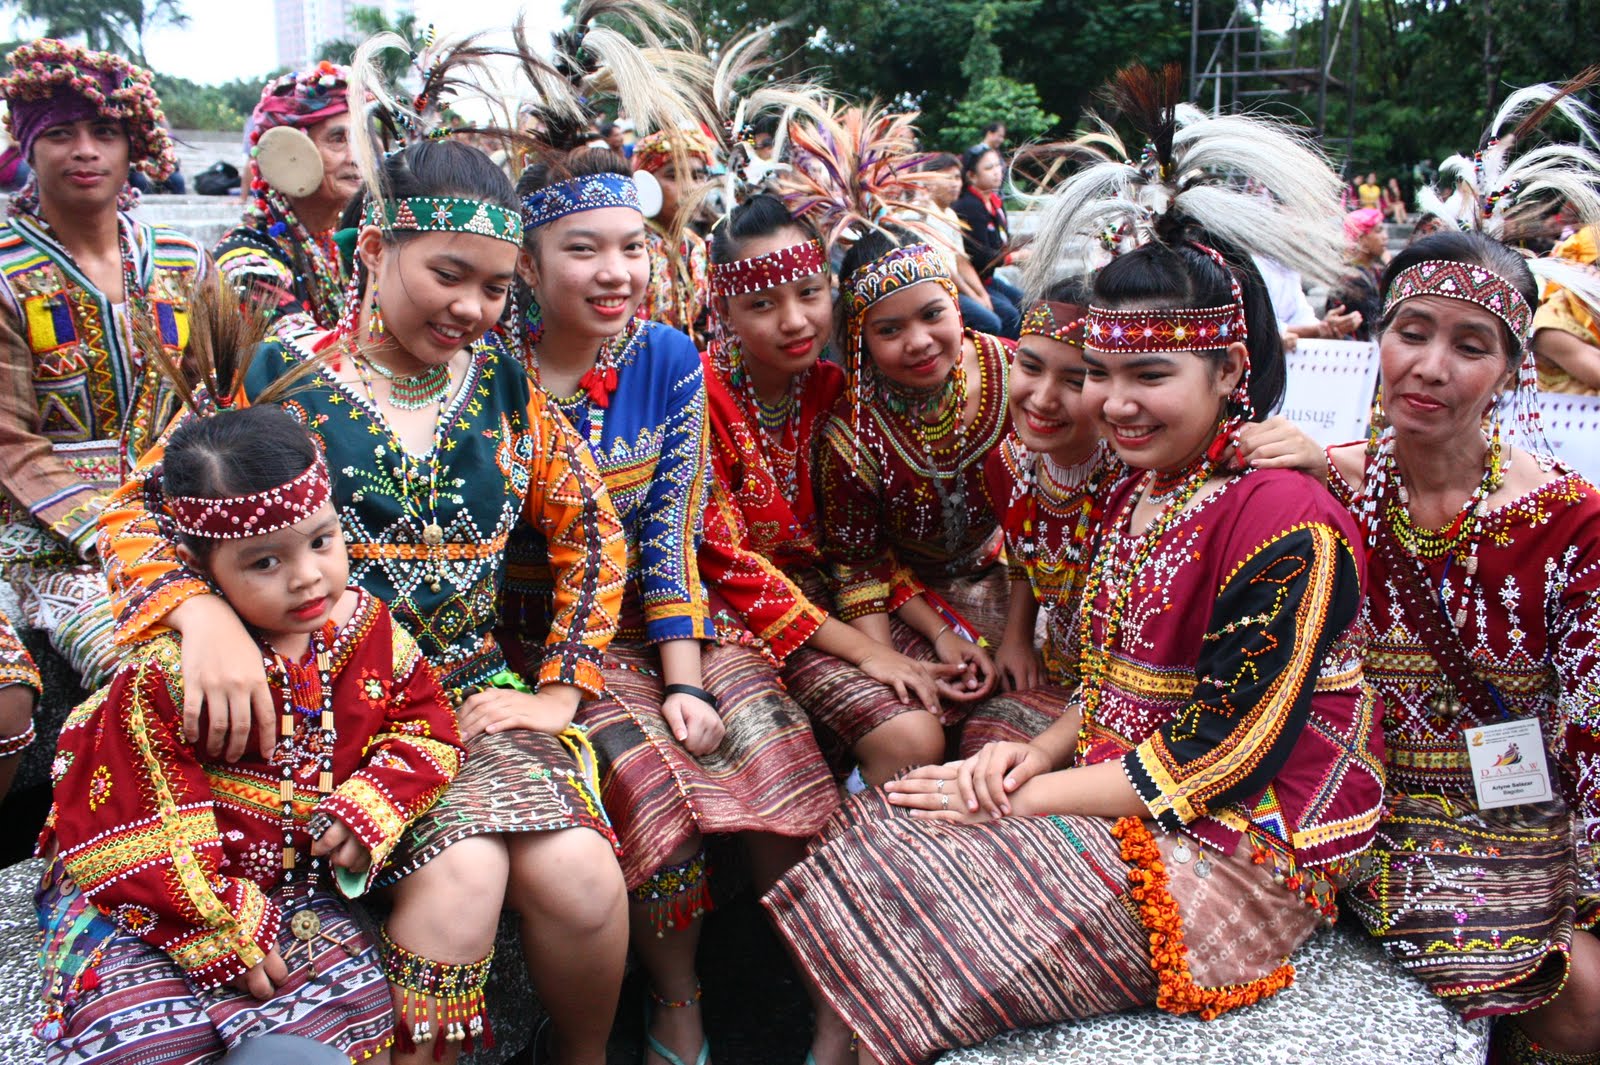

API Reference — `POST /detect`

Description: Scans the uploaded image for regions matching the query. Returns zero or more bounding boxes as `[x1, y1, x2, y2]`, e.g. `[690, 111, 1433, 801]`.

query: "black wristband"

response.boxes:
[662, 683, 718, 710]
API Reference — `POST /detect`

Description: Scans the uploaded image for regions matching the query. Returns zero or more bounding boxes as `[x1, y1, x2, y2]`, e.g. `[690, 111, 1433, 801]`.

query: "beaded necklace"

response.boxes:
[532, 330, 629, 455]
[261, 622, 335, 947]
[1383, 428, 1504, 629]
[260, 190, 346, 327]
[1010, 441, 1112, 613]
[722, 338, 806, 503]
[1073, 453, 1218, 757]
[365, 358, 453, 410]
[351, 350, 461, 592]
[901, 356, 972, 549]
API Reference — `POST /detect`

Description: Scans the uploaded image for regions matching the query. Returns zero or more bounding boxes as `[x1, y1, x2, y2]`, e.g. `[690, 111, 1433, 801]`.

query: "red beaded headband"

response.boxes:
[1020, 301, 1086, 345]
[168, 457, 333, 540]
[1082, 303, 1246, 352]
[711, 240, 826, 298]
[1382, 258, 1532, 341]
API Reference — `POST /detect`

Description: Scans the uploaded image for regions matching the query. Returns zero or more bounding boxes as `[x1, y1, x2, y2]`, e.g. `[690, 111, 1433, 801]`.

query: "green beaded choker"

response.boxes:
[364, 196, 524, 245]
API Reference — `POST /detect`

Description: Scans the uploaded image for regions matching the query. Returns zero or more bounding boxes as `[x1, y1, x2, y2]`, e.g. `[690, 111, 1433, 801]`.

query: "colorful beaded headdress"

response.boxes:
[632, 126, 718, 175]
[521, 173, 641, 230]
[1, 40, 176, 180]
[368, 196, 524, 245]
[1020, 301, 1087, 345]
[711, 239, 826, 298]
[1382, 259, 1533, 342]
[168, 455, 333, 540]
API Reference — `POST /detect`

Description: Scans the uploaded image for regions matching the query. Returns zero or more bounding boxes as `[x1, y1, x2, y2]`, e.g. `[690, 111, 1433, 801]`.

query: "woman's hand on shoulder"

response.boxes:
[168, 594, 274, 762]
[1232, 416, 1329, 479]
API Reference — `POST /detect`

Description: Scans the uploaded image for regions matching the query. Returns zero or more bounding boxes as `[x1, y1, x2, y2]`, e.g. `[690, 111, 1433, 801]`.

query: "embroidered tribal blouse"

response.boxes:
[1075, 469, 1385, 882]
[815, 330, 1011, 621]
[0, 212, 204, 563]
[213, 212, 346, 332]
[636, 225, 710, 348]
[697, 346, 845, 660]
[1330, 463, 1600, 865]
[990, 434, 1124, 684]
[504, 317, 712, 645]
[99, 326, 627, 697]
[0, 605, 40, 694]
[48, 590, 461, 989]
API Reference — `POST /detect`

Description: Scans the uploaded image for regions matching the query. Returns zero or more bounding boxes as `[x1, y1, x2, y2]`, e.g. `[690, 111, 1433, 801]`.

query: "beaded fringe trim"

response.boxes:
[380, 927, 494, 1059]
[630, 847, 712, 937]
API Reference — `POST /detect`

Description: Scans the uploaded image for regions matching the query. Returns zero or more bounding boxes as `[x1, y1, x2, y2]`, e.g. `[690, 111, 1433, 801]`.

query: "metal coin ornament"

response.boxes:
[1172, 840, 1192, 864]
[423, 523, 444, 546]
[291, 909, 323, 941]
[256, 126, 325, 198]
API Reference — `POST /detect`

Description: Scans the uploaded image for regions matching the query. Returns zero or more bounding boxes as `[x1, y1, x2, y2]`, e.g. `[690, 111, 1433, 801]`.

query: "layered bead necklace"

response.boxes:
[879, 356, 972, 549]
[364, 358, 453, 411]
[724, 338, 806, 503]
[1073, 450, 1217, 756]
[532, 331, 628, 455]
[1382, 428, 1505, 630]
[261, 623, 338, 955]
[1008, 440, 1112, 614]
[352, 348, 461, 591]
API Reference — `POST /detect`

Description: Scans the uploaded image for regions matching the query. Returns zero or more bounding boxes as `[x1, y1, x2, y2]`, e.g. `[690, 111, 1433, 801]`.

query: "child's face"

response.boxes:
[200, 502, 349, 638]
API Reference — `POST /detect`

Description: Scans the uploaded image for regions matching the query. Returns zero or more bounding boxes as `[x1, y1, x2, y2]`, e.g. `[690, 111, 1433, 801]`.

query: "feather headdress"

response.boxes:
[707, 24, 829, 211]
[1415, 67, 1600, 314]
[506, 0, 715, 162]
[778, 99, 938, 251]
[1021, 63, 1346, 302]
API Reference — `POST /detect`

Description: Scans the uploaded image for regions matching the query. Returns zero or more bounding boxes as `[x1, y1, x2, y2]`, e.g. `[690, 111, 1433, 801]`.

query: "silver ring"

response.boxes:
[936, 779, 947, 793]
[940, 793, 950, 810]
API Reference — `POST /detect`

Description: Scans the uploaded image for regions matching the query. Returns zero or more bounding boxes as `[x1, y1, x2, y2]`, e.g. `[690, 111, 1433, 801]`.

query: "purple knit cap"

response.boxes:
[10, 83, 110, 160]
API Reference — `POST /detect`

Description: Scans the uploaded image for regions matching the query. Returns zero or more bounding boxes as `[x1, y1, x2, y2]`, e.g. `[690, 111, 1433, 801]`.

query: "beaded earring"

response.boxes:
[366, 275, 386, 344]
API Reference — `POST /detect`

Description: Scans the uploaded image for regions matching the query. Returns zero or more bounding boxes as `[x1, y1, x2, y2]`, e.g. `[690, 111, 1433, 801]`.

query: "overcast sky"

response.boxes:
[140, 0, 567, 85]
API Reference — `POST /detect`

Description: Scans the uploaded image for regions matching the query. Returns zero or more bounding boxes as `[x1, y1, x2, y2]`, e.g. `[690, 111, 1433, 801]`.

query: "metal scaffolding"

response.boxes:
[1188, 0, 1363, 160]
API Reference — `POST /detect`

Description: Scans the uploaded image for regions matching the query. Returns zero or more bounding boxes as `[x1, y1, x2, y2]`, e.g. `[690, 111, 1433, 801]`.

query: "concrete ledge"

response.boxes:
[944, 920, 1489, 1065]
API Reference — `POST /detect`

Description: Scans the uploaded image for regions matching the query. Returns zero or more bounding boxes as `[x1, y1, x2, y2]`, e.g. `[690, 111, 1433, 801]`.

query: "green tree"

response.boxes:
[5, 0, 189, 64]
[315, 4, 420, 84]
[937, 3, 1057, 150]
[152, 72, 245, 129]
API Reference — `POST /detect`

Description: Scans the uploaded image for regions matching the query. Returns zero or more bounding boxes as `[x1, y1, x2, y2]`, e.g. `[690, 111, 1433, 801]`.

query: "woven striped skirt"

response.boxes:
[383, 726, 615, 884]
[579, 639, 839, 889]
[957, 682, 1074, 758]
[40, 880, 391, 1065]
[1342, 790, 1600, 1019]
[787, 566, 1014, 752]
[764, 792, 1319, 1065]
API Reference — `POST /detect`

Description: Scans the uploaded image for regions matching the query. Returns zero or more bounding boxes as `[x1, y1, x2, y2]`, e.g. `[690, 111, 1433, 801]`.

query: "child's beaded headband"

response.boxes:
[365, 196, 524, 245]
[168, 457, 333, 540]
[1381, 259, 1533, 342]
[711, 239, 826, 297]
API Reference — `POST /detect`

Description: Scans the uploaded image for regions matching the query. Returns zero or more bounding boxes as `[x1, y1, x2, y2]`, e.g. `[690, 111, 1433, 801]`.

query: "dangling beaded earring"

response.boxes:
[366, 275, 386, 344]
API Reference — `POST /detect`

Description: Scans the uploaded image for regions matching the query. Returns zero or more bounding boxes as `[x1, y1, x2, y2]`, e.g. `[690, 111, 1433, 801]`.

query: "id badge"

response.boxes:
[1464, 718, 1554, 810]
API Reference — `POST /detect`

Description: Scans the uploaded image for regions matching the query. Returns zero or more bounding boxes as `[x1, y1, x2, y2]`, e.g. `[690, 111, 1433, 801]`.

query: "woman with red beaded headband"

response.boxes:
[1327, 74, 1600, 1064]
[499, 11, 845, 1065]
[40, 391, 464, 1063]
[97, 33, 638, 1062]
[781, 101, 1026, 766]
[765, 65, 1385, 1064]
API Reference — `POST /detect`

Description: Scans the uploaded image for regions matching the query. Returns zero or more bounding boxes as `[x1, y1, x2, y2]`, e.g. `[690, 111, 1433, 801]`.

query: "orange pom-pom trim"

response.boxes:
[1111, 816, 1297, 1020]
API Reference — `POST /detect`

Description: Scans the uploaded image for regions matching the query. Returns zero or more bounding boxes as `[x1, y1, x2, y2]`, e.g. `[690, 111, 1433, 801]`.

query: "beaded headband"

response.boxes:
[841, 243, 951, 320]
[712, 240, 826, 298]
[365, 196, 523, 245]
[1083, 242, 1248, 353]
[1082, 303, 1247, 352]
[1382, 258, 1533, 342]
[522, 173, 641, 230]
[1020, 301, 1086, 345]
[168, 457, 333, 541]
